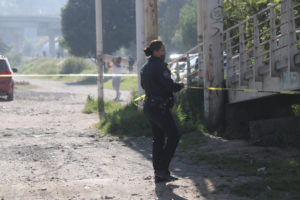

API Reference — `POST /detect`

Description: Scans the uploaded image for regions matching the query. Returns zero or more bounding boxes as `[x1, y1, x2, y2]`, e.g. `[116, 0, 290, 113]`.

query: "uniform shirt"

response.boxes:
[140, 56, 182, 99]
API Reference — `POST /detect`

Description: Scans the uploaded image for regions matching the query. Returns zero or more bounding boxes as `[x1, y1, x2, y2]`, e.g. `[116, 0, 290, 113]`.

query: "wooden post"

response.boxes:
[197, 0, 204, 44]
[136, 0, 145, 99]
[186, 53, 191, 86]
[95, 0, 105, 118]
[144, 0, 158, 46]
[202, 0, 224, 132]
[176, 61, 180, 82]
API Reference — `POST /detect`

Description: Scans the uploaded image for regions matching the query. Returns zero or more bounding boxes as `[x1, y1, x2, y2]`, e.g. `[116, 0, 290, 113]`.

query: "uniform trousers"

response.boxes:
[143, 100, 180, 174]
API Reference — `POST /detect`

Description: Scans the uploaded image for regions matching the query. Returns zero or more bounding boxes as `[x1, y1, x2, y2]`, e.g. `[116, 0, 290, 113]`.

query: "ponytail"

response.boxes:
[144, 40, 164, 57]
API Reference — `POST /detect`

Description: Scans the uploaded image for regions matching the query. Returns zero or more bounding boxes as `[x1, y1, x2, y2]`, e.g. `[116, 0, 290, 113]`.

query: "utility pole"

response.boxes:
[202, 0, 224, 131]
[95, 0, 105, 119]
[136, 0, 145, 98]
[136, 0, 158, 100]
[144, 0, 158, 46]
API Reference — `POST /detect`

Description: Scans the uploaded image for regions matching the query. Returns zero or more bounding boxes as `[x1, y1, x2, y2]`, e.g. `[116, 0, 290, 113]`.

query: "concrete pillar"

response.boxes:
[202, 0, 225, 131]
[48, 33, 55, 57]
[144, 0, 158, 46]
[136, 0, 145, 98]
[15, 29, 24, 54]
[95, 0, 105, 118]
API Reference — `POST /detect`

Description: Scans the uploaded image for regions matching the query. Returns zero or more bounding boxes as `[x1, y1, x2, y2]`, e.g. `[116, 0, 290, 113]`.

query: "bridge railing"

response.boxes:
[224, 0, 300, 89]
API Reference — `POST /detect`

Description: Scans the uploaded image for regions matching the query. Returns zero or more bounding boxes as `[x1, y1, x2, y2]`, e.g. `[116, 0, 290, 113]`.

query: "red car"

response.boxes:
[0, 56, 17, 101]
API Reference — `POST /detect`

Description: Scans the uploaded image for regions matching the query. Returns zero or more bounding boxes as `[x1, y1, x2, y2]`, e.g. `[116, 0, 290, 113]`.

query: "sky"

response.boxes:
[0, 0, 68, 16]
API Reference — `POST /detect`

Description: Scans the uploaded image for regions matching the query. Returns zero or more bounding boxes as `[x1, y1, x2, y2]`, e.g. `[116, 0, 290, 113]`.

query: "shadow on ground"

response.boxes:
[114, 132, 247, 200]
[0, 97, 10, 102]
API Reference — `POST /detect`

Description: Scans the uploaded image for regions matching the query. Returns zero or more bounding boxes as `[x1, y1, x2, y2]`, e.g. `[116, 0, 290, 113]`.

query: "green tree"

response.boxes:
[0, 39, 10, 54]
[61, 0, 136, 57]
[168, 0, 281, 52]
[172, 0, 197, 52]
[223, 0, 280, 29]
[158, 0, 187, 52]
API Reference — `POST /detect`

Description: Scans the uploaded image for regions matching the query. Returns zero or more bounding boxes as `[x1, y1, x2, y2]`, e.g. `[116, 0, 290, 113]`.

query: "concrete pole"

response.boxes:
[136, 0, 145, 98]
[95, 0, 105, 118]
[202, 0, 224, 132]
[48, 33, 55, 57]
[15, 30, 23, 54]
[144, 0, 158, 46]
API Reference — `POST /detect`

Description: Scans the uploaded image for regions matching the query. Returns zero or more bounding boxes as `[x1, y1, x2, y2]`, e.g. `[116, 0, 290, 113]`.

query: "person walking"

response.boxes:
[140, 40, 184, 183]
[111, 56, 123, 100]
[128, 56, 134, 73]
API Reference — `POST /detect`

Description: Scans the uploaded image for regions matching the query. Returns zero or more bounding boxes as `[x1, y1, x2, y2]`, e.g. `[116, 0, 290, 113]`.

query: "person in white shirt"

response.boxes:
[111, 56, 123, 100]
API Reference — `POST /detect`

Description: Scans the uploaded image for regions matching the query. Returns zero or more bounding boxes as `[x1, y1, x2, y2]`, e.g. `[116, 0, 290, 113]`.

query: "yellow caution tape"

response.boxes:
[134, 95, 146, 107]
[134, 95, 146, 102]
[3, 73, 298, 104]
[134, 86, 300, 106]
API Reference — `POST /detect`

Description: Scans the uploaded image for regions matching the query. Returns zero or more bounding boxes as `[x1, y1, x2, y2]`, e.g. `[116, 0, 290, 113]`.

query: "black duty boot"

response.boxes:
[155, 176, 168, 183]
[155, 170, 179, 182]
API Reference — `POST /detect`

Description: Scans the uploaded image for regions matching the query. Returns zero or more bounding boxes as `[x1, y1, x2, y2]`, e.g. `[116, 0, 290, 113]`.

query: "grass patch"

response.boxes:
[82, 88, 205, 137]
[18, 58, 61, 75]
[17, 57, 137, 89]
[98, 101, 151, 137]
[82, 87, 206, 137]
[15, 84, 37, 89]
[103, 76, 138, 91]
[18, 57, 98, 84]
[82, 93, 150, 137]
[82, 95, 122, 114]
[82, 95, 99, 114]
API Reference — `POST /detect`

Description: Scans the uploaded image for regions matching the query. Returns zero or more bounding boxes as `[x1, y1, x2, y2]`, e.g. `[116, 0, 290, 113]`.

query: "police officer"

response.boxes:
[140, 40, 184, 183]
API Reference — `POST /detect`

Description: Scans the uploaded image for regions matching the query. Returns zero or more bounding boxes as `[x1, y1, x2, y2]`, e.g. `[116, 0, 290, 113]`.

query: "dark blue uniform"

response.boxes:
[140, 56, 183, 177]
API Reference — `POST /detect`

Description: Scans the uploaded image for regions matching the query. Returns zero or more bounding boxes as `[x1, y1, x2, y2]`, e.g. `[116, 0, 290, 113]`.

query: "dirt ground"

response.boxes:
[0, 77, 281, 200]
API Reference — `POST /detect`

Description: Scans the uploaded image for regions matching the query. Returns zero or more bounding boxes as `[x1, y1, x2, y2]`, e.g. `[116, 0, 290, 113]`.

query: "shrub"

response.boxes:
[173, 88, 205, 134]
[60, 57, 95, 74]
[82, 95, 98, 114]
[98, 101, 151, 137]
[19, 58, 60, 74]
[291, 104, 300, 117]
[5, 53, 22, 67]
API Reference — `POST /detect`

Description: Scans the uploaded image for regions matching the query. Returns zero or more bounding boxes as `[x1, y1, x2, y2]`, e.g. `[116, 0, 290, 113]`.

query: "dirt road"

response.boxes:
[0, 78, 250, 200]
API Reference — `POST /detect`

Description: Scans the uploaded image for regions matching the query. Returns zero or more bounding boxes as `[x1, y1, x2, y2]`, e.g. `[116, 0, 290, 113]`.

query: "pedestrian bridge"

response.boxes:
[0, 15, 61, 55]
[171, 0, 300, 104]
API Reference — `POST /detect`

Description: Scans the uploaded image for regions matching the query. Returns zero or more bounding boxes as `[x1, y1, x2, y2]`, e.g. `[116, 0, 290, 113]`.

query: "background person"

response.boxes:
[111, 56, 123, 100]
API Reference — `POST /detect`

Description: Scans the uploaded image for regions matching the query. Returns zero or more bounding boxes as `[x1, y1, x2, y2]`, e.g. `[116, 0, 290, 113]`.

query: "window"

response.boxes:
[0, 60, 8, 71]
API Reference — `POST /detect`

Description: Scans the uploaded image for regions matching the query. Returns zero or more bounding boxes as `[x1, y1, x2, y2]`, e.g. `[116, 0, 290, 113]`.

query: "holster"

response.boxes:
[146, 95, 174, 113]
